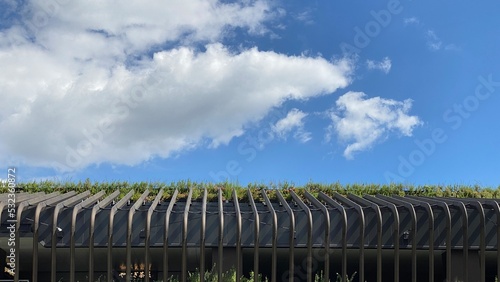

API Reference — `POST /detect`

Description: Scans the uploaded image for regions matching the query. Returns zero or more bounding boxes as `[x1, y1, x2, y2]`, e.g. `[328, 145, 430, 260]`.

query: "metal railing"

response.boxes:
[1, 189, 499, 282]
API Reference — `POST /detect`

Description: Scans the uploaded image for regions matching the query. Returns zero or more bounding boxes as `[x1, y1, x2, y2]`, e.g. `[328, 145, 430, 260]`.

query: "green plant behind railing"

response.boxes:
[164, 265, 268, 282]
[3, 180, 500, 202]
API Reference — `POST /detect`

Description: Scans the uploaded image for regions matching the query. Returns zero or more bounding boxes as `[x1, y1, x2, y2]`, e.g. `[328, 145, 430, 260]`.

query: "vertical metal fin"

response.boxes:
[247, 189, 260, 282]
[108, 190, 135, 282]
[435, 198, 468, 282]
[304, 191, 330, 281]
[32, 192, 67, 282]
[410, 196, 451, 281]
[277, 190, 295, 282]
[181, 188, 194, 282]
[217, 188, 224, 281]
[395, 196, 434, 282]
[348, 194, 382, 282]
[380, 195, 417, 282]
[367, 195, 401, 282]
[89, 190, 120, 282]
[126, 190, 150, 282]
[233, 189, 242, 282]
[200, 188, 208, 282]
[145, 189, 163, 282]
[163, 189, 179, 282]
[469, 201, 485, 282]
[333, 192, 365, 282]
[51, 191, 91, 282]
[70, 191, 105, 282]
[290, 191, 313, 282]
[261, 190, 277, 282]
[318, 192, 347, 282]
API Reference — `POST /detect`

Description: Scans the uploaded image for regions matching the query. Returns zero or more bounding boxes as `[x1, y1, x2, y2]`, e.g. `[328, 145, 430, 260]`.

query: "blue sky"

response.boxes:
[1, 0, 499, 187]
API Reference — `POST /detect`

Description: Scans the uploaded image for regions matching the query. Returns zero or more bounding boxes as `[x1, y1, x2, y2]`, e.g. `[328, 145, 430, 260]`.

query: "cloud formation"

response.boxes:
[426, 30, 443, 51]
[272, 109, 311, 143]
[403, 18, 458, 52]
[327, 92, 421, 159]
[366, 57, 392, 74]
[404, 17, 420, 26]
[0, 0, 353, 171]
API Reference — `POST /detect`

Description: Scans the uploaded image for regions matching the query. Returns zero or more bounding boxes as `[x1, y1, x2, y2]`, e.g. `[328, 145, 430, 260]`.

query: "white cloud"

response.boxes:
[327, 92, 421, 159]
[404, 17, 420, 25]
[294, 9, 314, 25]
[444, 44, 460, 51]
[0, 0, 353, 171]
[366, 57, 392, 74]
[404, 19, 458, 52]
[272, 109, 311, 143]
[22, 0, 275, 51]
[426, 30, 442, 51]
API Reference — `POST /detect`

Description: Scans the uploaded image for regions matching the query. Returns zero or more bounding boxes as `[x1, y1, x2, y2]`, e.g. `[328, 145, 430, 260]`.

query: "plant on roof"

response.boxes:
[4, 180, 500, 203]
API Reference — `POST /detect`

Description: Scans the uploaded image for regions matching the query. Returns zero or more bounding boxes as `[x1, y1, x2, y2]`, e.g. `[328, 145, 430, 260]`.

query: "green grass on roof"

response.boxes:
[2, 179, 499, 202]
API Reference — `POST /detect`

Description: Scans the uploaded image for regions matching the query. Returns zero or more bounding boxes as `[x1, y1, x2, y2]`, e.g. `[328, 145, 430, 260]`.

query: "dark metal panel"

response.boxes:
[349, 194, 382, 282]
[261, 190, 277, 282]
[32, 192, 71, 282]
[365, 195, 400, 282]
[290, 191, 313, 282]
[145, 190, 163, 282]
[70, 191, 106, 282]
[200, 189, 208, 282]
[432, 198, 469, 282]
[163, 189, 179, 282]
[469, 201, 485, 282]
[408, 196, 451, 281]
[31, 192, 71, 281]
[233, 189, 242, 282]
[51, 191, 91, 282]
[17, 190, 500, 281]
[405, 198, 434, 282]
[247, 189, 260, 282]
[108, 190, 135, 282]
[181, 188, 194, 282]
[218, 188, 224, 281]
[379, 195, 417, 282]
[333, 192, 365, 282]
[304, 191, 330, 281]
[485, 200, 500, 280]
[89, 190, 120, 282]
[434, 198, 468, 282]
[318, 192, 347, 282]
[391, 196, 433, 282]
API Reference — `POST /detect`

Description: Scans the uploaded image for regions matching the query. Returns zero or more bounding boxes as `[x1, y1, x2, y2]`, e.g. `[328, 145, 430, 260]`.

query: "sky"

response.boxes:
[1, 0, 500, 187]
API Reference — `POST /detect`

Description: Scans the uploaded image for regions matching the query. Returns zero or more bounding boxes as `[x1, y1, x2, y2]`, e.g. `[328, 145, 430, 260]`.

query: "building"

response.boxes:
[1, 188, 499, 282]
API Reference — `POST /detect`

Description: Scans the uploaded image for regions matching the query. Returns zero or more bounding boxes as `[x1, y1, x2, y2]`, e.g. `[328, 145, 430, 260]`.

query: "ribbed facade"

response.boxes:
[1, 190, 499, 282]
